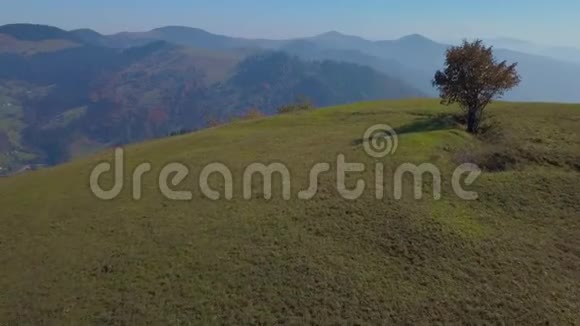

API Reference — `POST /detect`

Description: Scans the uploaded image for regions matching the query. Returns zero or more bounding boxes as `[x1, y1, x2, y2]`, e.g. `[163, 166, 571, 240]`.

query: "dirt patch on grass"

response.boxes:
[455, 117, 580, 172]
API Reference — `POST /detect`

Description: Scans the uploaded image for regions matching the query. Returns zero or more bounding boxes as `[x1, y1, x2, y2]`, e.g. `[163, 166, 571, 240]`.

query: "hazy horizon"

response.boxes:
[1, 0, 579, 48]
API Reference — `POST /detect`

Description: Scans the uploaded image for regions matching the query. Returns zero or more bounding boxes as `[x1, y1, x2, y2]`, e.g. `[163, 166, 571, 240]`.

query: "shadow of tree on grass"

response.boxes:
[352, 112, 460, 146]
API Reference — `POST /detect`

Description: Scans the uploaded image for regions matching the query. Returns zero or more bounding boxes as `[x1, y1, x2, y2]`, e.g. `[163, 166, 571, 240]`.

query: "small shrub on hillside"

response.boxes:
[239, 107, 265, 120]
[205, 115, 226, 127]
[168, 128, 191, 137]
[277, 96, 315, 114]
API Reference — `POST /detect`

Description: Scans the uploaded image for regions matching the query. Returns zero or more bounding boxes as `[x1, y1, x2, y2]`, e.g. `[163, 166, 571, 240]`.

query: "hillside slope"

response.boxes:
[1, 99, 579, 324]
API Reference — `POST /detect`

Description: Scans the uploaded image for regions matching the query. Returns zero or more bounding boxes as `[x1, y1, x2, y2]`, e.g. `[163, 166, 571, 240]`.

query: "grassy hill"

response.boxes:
[0, 99, 579, 324]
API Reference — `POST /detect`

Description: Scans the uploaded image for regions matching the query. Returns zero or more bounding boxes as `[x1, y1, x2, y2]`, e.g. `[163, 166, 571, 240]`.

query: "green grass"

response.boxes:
[0, 99, 579, 324]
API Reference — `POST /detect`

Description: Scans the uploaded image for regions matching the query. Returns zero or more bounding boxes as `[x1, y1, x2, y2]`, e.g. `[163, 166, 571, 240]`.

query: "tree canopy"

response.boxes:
[433, 40, 521, 133]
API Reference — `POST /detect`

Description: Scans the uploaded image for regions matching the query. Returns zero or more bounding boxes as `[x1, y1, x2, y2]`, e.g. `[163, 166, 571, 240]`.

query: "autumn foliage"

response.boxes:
[433, 40, 521, 133]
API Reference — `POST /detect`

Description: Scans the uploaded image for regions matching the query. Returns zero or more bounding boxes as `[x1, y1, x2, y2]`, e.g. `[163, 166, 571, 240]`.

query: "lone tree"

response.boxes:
[433, 40, 520, 133]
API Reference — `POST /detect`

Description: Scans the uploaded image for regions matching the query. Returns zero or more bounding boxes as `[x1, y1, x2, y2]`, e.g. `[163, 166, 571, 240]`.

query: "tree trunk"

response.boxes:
[467, 107, 479, 134]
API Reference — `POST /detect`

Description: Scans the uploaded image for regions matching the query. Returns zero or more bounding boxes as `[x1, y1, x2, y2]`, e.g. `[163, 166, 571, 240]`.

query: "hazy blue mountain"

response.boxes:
[306, 31, 376, 51]
[11, 23, 580, 102]
[0, 24, 422, 169]
[137, 26, 247, 49]
[487, 37, 580, 64]
[546, 46, 580, 64]
[227, 51, 423, 114]
[69, 28, 111, 47]
[280, 39, 433, 94]
[62, 25, 580, 102]
[0, 24, 81, 42]
[296, 31, 580, 102]
[85, 26, 282, 50]
[286, 32, 444, 94]
[494, 49, 580, 102]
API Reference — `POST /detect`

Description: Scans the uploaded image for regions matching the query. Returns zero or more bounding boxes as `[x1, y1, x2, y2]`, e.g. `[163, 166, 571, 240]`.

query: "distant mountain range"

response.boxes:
[67, 25, 580, 102]
[0, 24, 422, 172]
[1, 23, 580, 172]
[485, 37, 580, 64]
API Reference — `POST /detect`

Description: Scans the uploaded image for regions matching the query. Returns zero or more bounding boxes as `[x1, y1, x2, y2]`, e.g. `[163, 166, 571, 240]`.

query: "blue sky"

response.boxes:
[1, 0, 579, 46]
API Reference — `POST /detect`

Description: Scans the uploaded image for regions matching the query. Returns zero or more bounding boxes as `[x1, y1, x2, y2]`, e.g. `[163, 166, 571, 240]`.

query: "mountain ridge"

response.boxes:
[35, 23, 580, 102]
[0, 27, 422, 171]
[0, 24, 82, 43]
